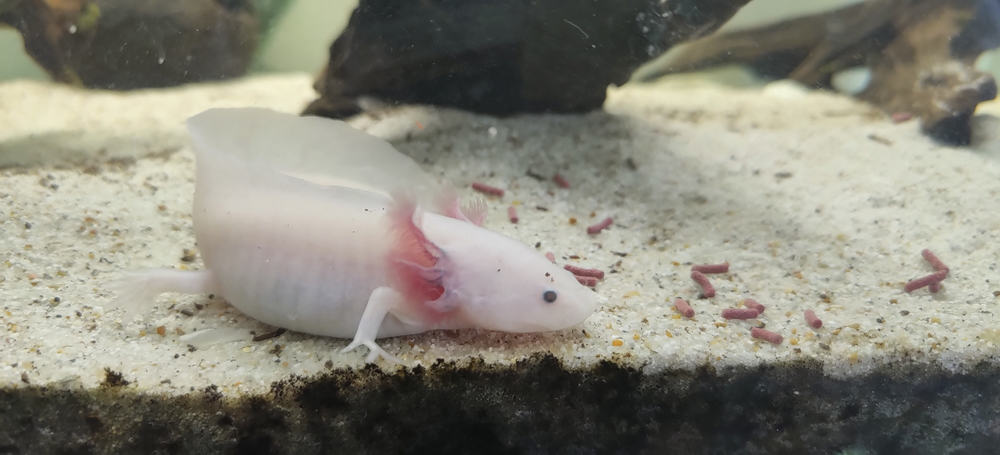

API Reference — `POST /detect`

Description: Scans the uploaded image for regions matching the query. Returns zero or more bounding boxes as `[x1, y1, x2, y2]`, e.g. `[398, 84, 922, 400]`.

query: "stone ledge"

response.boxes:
[2, 356, 998, 453]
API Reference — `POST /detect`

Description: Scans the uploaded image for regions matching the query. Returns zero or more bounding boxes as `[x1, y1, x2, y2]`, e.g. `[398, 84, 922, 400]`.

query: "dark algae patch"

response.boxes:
[2, 355, 1000, 453]
[100, 368, 130, 388]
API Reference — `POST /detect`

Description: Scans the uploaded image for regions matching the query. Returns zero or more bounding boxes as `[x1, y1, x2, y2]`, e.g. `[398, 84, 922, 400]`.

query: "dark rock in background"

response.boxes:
[642, 0, 1000, 146]
[304, 0, 751, 118]
[2, 356, 999, 453]
[0, 0, 258, 89]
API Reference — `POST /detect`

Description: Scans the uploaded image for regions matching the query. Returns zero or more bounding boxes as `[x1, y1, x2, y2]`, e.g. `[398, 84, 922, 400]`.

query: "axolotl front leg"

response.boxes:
[340, 197, 456, 363]
[341, 286, 410, 363]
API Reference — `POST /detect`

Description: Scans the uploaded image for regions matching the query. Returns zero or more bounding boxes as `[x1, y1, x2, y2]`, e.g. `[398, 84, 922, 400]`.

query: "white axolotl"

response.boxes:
[114, 107, 601, 362]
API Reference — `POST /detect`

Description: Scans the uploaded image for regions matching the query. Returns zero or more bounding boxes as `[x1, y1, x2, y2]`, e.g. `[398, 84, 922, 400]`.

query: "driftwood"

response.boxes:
[644, 0, 1000, 145]
[0, 0, 258, 89]
[305, 0, 752, 119]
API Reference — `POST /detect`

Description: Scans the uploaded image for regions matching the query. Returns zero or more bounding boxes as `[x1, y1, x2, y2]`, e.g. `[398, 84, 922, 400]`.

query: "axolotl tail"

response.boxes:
[108, 269, 217, 321]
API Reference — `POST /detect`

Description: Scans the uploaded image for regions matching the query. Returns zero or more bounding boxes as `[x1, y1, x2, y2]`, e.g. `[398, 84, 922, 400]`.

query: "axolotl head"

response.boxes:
[419, 212, 602, 333]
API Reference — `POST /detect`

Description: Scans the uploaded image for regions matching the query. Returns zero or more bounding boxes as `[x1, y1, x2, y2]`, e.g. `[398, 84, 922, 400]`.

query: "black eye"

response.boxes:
[542, 290, 557, 303]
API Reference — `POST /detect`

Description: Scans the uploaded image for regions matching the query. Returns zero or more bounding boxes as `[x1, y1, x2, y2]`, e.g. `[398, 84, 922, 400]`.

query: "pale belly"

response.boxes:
[193, 176, 430, 338]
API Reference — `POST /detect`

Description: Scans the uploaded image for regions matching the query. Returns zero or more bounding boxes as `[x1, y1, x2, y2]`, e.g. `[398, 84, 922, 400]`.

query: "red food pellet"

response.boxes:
[921, 249, 949, 274]
[507, 206, 519, 224]
[804, 309, 822, 329]
[904, 270, 948, 293]
[891, 111, 913, 123]
[586, 217, 613, 235]
[471, 182, 504, 197]
[742, 298, 765, 314]
[692, 262, 729, 274]
[674, 298, 694, 318]
[545, 252, 556, 263]
[563, 264, 604, 280]
[690, 271, 715, 298]
[576, 276, 598, 287]
[722, 308, 759, 320]
[750, 327, 783, 344]
[553, 173, 570, 188]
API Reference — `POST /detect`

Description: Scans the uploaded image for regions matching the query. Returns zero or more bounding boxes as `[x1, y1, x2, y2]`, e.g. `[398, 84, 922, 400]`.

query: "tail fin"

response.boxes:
[107, 269, 215, 321]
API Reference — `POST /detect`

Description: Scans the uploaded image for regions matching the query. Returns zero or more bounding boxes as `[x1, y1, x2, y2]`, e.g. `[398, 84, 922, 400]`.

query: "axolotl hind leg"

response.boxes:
[342, 286, 407, 364]
[109, 269, 217, 320]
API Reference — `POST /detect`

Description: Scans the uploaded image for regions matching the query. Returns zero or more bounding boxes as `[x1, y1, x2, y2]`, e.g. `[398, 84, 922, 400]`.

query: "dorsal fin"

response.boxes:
[186, 107, 443, 204]
[187, 108, 488, 224]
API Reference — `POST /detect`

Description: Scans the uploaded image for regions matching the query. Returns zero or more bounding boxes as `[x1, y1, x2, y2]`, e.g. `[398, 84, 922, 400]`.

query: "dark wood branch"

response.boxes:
[646, 0, 999, 145]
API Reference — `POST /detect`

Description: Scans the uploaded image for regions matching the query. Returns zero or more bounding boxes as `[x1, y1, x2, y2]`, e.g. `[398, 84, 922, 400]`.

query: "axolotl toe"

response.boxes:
[112, 108, 602, 362]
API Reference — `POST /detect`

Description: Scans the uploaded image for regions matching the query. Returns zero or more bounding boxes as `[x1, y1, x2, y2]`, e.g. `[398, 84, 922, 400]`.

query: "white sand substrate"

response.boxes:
[1, 74, 999, 395]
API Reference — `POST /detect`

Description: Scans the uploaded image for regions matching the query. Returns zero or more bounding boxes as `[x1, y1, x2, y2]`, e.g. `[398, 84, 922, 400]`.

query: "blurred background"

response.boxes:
[3, 0, 998, 82]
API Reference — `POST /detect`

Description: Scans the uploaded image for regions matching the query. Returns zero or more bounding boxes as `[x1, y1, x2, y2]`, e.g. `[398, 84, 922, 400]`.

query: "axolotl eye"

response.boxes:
[542, 290, 558, 303]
